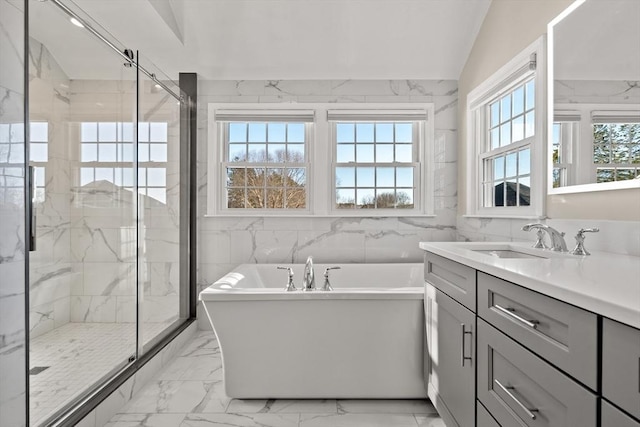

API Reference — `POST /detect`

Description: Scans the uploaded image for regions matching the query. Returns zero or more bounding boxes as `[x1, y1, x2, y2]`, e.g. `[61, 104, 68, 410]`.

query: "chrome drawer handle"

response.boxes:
[494, 379, 539, 420]
[494, 304, 539, 329]
[460, 323, 472, 367]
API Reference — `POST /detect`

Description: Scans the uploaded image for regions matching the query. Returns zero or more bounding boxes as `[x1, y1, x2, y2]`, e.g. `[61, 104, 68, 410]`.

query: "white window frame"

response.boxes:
[466, 37, 546, 219]
[207, 103, 434, 217]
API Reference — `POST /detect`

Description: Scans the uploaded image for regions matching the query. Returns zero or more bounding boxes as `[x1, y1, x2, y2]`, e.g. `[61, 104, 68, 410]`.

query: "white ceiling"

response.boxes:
[29, 0, 492, 81]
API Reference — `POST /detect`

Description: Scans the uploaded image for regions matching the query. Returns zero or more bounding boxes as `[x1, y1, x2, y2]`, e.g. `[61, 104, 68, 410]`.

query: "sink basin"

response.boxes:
[473, 249, 548, 259]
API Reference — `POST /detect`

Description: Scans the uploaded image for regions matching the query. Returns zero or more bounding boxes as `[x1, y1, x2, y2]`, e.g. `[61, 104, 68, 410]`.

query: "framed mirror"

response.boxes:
[548, 0, 640, 194]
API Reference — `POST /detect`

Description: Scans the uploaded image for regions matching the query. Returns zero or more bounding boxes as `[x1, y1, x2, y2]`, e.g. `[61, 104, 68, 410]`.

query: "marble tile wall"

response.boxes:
[196, 80, 459, 328]
[67, 79, 182, 328]
[457, 217, 640, 257]
[28, 37, 76, 339]
[0, 0, 27, 425]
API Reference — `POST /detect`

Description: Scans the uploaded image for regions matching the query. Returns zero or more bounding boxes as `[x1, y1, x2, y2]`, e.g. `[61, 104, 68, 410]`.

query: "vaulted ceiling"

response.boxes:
[28, 0, 492, 81]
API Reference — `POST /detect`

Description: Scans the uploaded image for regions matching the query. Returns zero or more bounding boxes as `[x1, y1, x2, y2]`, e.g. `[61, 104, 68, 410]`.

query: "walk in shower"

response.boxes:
[26, 0, 192, 424]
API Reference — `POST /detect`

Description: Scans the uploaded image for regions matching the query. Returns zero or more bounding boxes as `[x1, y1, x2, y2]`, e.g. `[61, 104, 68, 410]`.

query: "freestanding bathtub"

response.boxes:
[199, 263, 426, 399]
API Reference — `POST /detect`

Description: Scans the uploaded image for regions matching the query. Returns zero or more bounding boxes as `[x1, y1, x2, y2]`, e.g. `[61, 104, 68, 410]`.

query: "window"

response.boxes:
[0, 122, 47, 204]
[466, 38, 545, 217]
[79, 121, 168, 204]
[224, 121, 308, 209]
[0, 122, 26, 205]
[208, 104, 433, 216]
[330, 116, 423, 210]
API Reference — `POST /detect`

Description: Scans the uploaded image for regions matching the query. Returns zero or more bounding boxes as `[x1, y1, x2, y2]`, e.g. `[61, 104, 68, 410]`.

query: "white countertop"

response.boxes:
[419, 241, 640, 329]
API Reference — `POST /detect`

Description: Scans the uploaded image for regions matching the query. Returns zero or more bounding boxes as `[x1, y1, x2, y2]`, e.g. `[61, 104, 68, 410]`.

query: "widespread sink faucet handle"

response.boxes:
[277, 266, 296, 291]
[322, 267, 341, 291]
[570, 228, 600, 256]
[533, 229, 549, 249]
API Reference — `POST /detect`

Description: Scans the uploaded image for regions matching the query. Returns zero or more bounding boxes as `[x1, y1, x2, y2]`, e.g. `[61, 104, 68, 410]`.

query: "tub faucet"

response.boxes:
[522, 223, 568, 252]
[303, 256, 315, 291]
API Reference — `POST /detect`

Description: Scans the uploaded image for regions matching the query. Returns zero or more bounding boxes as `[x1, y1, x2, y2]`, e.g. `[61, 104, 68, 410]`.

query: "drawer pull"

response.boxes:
[460, 323, 473, 367]
[494, 379, 539, 420]
[494, 304, 539, 329]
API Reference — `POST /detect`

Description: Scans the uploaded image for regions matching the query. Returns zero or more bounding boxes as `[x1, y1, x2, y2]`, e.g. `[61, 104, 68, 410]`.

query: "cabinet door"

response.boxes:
[602, 318, 640, 419]
[425, 283, 475, 427]
[477, 401, 501, 427]
[601, 400, 640, 427]
[477, 319, 597, 427]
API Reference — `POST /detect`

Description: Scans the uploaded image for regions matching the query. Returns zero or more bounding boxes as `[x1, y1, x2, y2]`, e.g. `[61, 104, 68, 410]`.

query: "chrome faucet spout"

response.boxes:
[303, 256, 315, 291]
[522, 223, 568, 252]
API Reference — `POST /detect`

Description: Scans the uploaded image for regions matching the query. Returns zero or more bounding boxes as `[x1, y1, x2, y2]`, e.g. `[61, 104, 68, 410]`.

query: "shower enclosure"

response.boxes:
[26, 0, 192, 425]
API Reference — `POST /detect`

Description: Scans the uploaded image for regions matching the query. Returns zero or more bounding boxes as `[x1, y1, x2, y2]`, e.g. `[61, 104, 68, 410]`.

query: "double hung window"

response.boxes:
[467, 38, 544, 217]
[209, 104, 433, 216]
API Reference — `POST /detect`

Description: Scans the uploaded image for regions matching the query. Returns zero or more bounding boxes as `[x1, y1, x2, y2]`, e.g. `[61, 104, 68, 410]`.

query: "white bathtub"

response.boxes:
[199, 263, 426, 399]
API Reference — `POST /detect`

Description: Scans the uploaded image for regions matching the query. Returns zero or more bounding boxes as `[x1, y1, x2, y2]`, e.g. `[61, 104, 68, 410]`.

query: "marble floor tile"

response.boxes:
[180, 413, 299, 427]
[122, 380, 229, 414]
[415, 414, 447, 427]
[300, 413, 420, 427]
[106, 331, 445, 426]
[179, 332, 220, 358]
[337, 399, 437, 415]
[226, 399, 337, 414]
[105, 413, 187, 427]
[156, 354, 223, 381]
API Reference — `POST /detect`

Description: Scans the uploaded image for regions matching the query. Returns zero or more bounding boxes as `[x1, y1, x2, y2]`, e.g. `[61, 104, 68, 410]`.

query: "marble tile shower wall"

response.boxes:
[28, 37, 75, 339]
[67, 80, 181, 326]
[196, 80, 459, 324]
[0, 0, 27, 425]
[26, 37, 181, 331]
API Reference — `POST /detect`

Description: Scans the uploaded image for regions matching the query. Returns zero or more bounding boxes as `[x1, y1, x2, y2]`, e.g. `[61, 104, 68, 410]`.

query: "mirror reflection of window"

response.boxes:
[592, 122, 640, 183]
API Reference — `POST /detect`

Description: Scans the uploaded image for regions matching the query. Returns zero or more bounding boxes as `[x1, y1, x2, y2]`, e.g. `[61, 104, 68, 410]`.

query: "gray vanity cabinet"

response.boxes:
[477, 402, 501, 427]
[424, 252, 476, 311]
[601, 400, 640, 427]
[425, 282, 475, 427]
[477, 272, 598, 390]
[602, 318, 640, 420]
[477, 319, 597, 427]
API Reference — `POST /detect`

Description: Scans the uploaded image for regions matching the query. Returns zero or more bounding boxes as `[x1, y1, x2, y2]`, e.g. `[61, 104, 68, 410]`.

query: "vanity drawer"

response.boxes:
[424, 251, 476, 311]
[601, 400, 640, 427]
[477, 319, 597, 427]
[602, 318, 640, 419]
[477, 401, 501, 427]
[477, 272, 598, 390]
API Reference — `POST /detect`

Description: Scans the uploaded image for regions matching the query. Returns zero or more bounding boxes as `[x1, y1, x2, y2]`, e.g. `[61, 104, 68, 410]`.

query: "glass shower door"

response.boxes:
[28, 1, 138, 424]
[136, 54, 188, 351]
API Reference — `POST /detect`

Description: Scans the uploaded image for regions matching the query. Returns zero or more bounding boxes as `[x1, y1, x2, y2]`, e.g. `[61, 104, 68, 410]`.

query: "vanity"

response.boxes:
[420, 241, 640, 427]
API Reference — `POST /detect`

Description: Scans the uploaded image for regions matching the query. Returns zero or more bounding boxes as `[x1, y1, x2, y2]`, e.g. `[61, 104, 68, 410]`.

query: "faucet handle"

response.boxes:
[570, 228, 599, 256]
[277, 266, 296, 291]
[323, 266, 341, 277]
[578, 228, 599, 235]
[322, 267, 341, 291]
[532, 229, 549, 249]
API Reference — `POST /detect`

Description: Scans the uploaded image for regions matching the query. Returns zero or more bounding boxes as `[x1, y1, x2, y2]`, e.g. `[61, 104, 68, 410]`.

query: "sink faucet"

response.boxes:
[302, 256, 315, 291]
[522, 223, 568, 252]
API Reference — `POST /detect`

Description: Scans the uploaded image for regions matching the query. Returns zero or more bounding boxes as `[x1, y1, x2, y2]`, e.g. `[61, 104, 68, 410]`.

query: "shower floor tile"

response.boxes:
[29, 322, 170, 426]
[105, 330, 445, 427]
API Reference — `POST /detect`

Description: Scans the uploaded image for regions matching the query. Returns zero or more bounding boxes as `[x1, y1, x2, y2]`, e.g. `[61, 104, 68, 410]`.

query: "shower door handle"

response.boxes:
[28, 165, 36, 251]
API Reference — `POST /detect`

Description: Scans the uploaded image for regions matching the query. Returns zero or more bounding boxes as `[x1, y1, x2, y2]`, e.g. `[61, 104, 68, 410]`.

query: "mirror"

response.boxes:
[548, 0, 640, 193]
